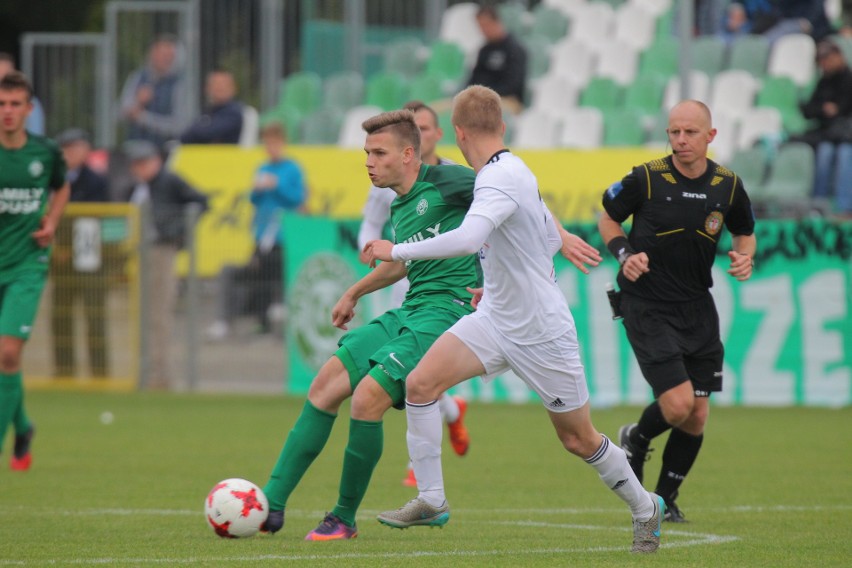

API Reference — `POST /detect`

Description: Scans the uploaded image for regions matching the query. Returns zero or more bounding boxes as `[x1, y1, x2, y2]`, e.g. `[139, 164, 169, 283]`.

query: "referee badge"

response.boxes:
[704, 211, 724, 235]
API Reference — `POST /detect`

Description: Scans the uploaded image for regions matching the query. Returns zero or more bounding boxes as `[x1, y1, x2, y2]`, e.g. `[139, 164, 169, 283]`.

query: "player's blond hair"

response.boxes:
[452, 85, 503, 135]
[362, 109, 421, 156]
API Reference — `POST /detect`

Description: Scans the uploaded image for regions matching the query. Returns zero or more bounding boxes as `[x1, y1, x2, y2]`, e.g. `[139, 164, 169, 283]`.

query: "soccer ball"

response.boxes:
[204, 478, 269, 538]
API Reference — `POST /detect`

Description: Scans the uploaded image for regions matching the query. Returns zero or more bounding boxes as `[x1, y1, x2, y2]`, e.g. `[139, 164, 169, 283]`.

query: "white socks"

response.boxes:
[406, 400, 446, 507]
[437, 393, 460, 424]
[585, 435, 655, 521]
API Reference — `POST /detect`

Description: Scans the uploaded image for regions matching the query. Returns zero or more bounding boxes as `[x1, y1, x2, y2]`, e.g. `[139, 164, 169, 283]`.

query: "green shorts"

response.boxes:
[335, 306, 464, 409]
[0, 268, 48, 340]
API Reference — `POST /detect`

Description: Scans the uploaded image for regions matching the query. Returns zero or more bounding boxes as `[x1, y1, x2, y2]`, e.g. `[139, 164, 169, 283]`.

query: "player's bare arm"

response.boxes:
[363, 239, 394, 267]
[728, 233, 757, 281]
[31, 182, 71, 248]
[557, 224, 601, 274]
[331, 259, 407, 330]
[598, 210, 649, 282]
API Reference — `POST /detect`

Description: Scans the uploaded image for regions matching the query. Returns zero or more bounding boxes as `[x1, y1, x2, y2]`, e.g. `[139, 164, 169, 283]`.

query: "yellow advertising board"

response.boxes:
[170, 145, 662, 277]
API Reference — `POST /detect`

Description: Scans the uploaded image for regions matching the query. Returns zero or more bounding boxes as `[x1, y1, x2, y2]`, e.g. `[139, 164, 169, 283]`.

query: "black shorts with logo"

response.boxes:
[620, 293, 724, 398]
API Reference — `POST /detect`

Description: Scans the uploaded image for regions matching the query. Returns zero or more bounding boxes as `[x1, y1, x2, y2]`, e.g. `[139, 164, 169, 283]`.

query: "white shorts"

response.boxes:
[448, 312, 590, 413]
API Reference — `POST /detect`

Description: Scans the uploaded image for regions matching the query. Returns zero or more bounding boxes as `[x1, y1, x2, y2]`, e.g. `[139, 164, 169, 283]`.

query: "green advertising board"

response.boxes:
[285, 215, 852, 407]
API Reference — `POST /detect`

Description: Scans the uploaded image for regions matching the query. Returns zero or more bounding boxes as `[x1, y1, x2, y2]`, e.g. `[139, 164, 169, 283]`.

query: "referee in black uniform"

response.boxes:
[598, 100, 757, 522]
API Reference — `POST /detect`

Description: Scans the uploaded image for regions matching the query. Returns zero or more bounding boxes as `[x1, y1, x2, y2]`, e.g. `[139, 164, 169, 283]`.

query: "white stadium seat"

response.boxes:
[630, 0, 673, 17]
[768, 33, 816, 87]
[513, 109, 562, 149]
[238, 105, 259, 148]
[570, 2, 615, 48]
[337, 105, 383, 148]
[438, 2, 484, 66]
[615, 3, 656, 51]
[558, 107, 603, 148]
[548, 39, 595, 88]
[736, 107, 783, 151]
[542, 0, 588, 18]
[663, 71, 710, 111]
[710, 70, 761, 121]
[531, 74, 580, 113]
[595, 40, 639, 86]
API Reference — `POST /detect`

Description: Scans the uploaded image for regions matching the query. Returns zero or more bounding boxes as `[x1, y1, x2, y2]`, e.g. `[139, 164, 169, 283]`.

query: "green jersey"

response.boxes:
[0, 133, 66, 275]
[390, 163, 481, 312]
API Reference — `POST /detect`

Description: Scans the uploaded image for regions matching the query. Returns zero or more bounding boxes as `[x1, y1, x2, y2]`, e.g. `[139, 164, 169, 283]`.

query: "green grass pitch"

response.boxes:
[0, 391, 849, 566]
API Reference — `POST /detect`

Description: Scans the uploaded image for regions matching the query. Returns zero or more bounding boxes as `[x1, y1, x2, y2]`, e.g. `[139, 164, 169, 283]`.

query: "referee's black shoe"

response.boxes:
[663, 493, 687, 523]
[618, 423, 652, 484]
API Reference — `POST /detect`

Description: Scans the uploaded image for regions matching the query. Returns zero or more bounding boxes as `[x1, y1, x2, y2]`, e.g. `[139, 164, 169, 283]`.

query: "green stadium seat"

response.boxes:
[278, 71, 322, 116]
[425, 41, 466, 82]
[727, 35, 770, 77]
[383, 38, 425, 79]
[645, 109, 670, 146]
[603, 109, 646, 146]
[262, 107, 302, 143]
[579, 77, 624, 111]
[639, 37, 679, 81]
[623, 73, 665, 118]
[322, 71, 365, 113]
[530, 5, 570, 44]
[692, 36, 726, 77]
[763, 142, 814, 201]
[407, 72, 445, 104]
[437, 110, 454, 145]
[727, 147, 767, 198]
[523, 34, 552, 80]
[365, 72, 409, 111]
[756, 76, 806, 134]
[300, 109, 343, 145]
[654, 6, 674, 41]
[498, 1, 529, 38]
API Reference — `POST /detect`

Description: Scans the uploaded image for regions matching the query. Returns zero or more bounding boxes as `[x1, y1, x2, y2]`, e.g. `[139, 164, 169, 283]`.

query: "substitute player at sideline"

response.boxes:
[366, 85, 664, 554]
[0, 71, 70, 470]
[260, 109, 481, 541]
[599, 100, 756, 522]
[357, 100, 469, 487]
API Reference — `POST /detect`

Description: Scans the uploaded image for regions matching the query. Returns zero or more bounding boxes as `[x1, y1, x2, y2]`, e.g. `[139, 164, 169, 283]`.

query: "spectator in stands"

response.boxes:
[50, 129, 111, 379]
[206, 120, 305, 341]
[122, 140, 208, 388]
[754, 0, 833, 44]
[467, 5, 527, 114]
[0, 52, 45, 135]
[118, 35, 188, 150]
[796, 40, 852, 216]
[179, 69, 243, 144]
[718, 3, 753, 45]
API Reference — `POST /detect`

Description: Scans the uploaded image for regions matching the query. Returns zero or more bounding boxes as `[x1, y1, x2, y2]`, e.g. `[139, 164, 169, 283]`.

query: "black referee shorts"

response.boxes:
[620, 293, 724, 398]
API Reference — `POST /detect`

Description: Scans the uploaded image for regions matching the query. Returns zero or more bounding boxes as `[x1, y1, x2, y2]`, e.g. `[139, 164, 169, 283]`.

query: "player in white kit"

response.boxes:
[365, 86, 665, 553]
[356, 101, 470, 486]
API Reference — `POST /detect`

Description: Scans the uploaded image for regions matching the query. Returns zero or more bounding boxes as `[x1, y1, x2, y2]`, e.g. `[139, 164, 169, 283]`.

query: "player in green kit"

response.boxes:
[261, 109, 480, 541]
[0, 71, 70, 470]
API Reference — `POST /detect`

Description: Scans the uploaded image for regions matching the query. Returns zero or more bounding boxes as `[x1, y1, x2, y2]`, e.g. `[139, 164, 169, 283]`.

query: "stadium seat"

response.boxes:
[300, 109, 343, 145]
[762, 142, 814, 202]
[645, 109, 670, 147]
[513, 109, 562, 148]
[523, 34, 553, 80]
[767, 33, 816, 87]
[603, 108, 646, 146]
[407, 72, 445, 104]
[383, 38, 426, 79]
[727, 35, 770, 77]
[530, 5, 570, 43]
[580, 77, 624, 111]
[541, 0, 588, 18]
[595, 41, 639, 85]
[632, 0, 672, 17]
[569, 1, 615, 47]
[614, 2, 656, 51]
[558, 107, 604, 148]
[639, 37, 680, 82]
[438, 2, 484, 64]
[238, 105, 259, 148]
[425, 41, 467, 82]
[662, 71, 710, 111]
[726, 147, 768, 199]
[709, 111, 737, 163]
[322, 71, 365, 113]
[692, 36, 727, 78]
[531, 74, 579, 112]
[832, 35, 852, 66]
[265, 106, 302, 143]
[278, 71, 322, 116]
[338, 105, 383, 147]
[548, 39, 595, 87]
[498, 1, 530, 38]
[623, 73, 666, 119]
[736, 107, 783, 151]
[756, 76, 808, 134]
[710, 69, 761, 121]
[365, 72, 409, 111]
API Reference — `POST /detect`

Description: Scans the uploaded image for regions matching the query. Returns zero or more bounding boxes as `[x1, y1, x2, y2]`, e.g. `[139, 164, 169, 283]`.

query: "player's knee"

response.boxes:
[404, 370, 437, 402]
[307, 364, 351, 413]
[660, 399, 692, 426]
[0, 348, 21, 373]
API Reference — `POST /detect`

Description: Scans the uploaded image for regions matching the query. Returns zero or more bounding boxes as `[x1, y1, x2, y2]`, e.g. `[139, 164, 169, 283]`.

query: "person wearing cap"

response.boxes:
[796, 40, 852, 217]
[122, 139, 208, 389]
[50, 129, 111, 379]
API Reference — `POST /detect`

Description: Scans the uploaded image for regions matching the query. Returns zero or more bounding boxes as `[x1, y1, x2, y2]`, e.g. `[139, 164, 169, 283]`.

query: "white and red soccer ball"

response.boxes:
[205, 478, 269, 538]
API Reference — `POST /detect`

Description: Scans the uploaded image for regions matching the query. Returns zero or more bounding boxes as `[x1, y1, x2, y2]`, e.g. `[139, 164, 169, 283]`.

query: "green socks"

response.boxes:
[264, 400, 336, 510]
[332, 418, 383, 527]
[0, 372, 23, 453]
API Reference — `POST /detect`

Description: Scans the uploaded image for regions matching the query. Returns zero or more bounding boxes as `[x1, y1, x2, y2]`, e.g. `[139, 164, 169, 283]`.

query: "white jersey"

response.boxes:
[468, 150, 574, 344]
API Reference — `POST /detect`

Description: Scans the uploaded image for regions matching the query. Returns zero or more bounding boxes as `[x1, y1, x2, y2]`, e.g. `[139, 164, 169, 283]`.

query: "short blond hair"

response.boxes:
[451, 85, 503, 135]
[362, 109, 421, 155]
